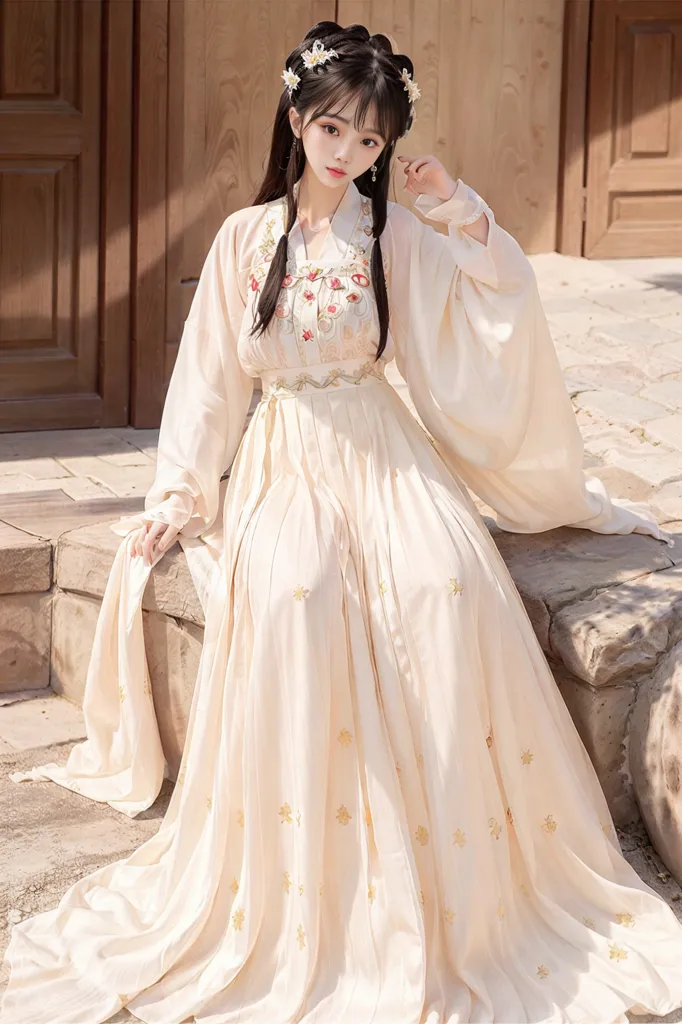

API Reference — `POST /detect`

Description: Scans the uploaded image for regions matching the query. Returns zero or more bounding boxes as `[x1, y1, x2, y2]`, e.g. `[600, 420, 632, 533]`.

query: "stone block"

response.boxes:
[654, 482, 682, 523]
[630, 641, 682, 885]
[56, 522, 204, 627]
[0, 523, 51, 594]
[142, 611, 204, 780]
[639, 378, 682, 413]
[560, 361, 649, 397]
[574, 389, 669, 427]
[644, 414, 682, 452]
[0, 693, 85, 751]
[549, 565, 682, 687]
[554, 665, 638, 826]
[55, 456, 156, 498]
[50, 590, 100, 705]
[0, 592, 51, 691]
[591, 319, 682, 348]
[598, 443, 682, 490]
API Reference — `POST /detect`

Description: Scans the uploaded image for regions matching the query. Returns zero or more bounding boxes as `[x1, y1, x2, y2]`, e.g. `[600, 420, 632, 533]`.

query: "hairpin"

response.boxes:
[400, 68, 421, 105]
[281, 39, 339, 98]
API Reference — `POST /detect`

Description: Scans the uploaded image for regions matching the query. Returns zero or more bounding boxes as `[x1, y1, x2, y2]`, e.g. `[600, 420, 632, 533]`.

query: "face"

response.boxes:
[290, 94, 387, 189]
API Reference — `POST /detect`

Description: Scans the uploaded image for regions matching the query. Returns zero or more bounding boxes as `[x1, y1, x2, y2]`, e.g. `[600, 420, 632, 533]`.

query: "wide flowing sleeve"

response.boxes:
[112, 212, 255, 539]
[383, 179, 673, 545]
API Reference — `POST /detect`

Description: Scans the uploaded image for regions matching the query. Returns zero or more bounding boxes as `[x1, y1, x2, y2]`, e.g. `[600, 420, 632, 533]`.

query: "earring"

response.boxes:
[371, 163, 377, 183]
[290, 136, 299, 158]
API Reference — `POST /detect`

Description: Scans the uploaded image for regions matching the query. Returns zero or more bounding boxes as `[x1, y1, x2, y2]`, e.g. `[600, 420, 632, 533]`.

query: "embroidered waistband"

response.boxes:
[259, 357, 387, 398]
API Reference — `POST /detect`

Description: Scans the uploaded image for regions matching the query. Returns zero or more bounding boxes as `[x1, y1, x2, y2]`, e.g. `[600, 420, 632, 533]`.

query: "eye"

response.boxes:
[362, 138, 379, 148]
[322, 123, 339, 136]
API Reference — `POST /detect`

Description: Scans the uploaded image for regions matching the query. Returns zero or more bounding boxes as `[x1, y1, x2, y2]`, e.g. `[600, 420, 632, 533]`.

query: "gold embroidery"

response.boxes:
[368, 883, 376, 904]
[497, 901, 505, 919]
[206, 796, 213, 811]
[415, 825, 429, 846]
[364, 805, 372, 827]
[452, 828, 467, 848]
[395, 761, 402, 778]
[336, 804, 352, 825]
[505, 807, 514, 827]
[337, 728, 353, 747]
[379, 579, 388, 593]
[279, 802, 293, 824]
[230, 877, 239, 894]
[232, 907, 245, 930]
[600, 820, 614, 837]
[298, 883, 305, 896]
[486, 732, 493, 748]
[266, 360, 387, 398]
[237, 809, 244, 827]
[176, 768, 185, 786]
[444, 908, 455, 925]
[582, 916, 596, 928]
[542, 814, 558, 835]
[293, 585, 310, 601]
[416, 752, 424, 767]
[537, 965, 550, 980]
[521, 749, 534, 765]
[283, 871, 292, 893]
[419, 889, 425, 907]
[520, 883, 530, 897]
[71, 782, 81, 793]
[609, 943, 628, 962]
[616, 912, 635, 928]
[448, 577, 464, 596]
[143, 678, 151, 697]
[489, 817, 502, 840]
[297, 924, 306, 950]
[296, 809, 302, 827]
[118, 684, 125, 703]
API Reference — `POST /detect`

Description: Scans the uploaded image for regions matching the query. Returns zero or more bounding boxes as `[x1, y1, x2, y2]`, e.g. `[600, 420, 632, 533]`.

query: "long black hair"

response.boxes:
[250, 22, 415, 362]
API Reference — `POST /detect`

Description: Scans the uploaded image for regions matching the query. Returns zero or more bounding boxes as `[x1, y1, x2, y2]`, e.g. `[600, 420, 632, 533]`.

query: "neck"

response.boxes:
[295, 167, 349, 229]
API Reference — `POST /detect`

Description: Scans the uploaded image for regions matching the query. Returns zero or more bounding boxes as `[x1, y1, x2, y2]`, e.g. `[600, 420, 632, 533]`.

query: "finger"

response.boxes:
[411, 158, 431, 178]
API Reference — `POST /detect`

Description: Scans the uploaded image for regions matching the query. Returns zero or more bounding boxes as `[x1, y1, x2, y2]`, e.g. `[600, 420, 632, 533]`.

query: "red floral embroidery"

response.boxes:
[303, 290, 315, 302]
[275, 303, 289, 318]
[329, 277, 342, 290]
[249, 275, 260, 292]
[327, 304, 337, 313]
[347, 292, 361, 303]
[351, 272, 370, 288]
[282, 274, 294, 288]
[302, 329, 313, 342]
[307, 269, 320, 281]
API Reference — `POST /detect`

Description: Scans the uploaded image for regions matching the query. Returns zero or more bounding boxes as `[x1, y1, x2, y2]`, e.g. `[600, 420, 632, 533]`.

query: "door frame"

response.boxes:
[557, 0, 591, 257]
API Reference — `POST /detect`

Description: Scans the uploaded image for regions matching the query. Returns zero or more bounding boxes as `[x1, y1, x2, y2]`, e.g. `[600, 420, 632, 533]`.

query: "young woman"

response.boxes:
[4, 22, 682, 1024]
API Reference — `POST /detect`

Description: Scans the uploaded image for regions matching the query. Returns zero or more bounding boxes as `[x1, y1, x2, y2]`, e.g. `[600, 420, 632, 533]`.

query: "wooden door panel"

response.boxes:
[0, 0, 132, 431]
[585, 0, 682, 258]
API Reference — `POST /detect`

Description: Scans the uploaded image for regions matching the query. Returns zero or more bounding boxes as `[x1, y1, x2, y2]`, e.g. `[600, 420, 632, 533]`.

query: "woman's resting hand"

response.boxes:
[130, 520, 180, 566]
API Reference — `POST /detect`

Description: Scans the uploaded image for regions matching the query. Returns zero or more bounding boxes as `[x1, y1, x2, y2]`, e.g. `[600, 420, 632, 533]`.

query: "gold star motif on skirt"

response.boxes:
[336, 804, 352, 825]
[298, 883, 305, 895]
[237, 808, 244, 827]
[232, 907, 245, 931]
[452, 828, 467, 848]
[497, 901, 505, 919]
[337, 728, 353, 747]
[379, 579, 388, 594]
[444, 908, 455, 925]
[118, 684, 126, 703]
[537, 965, 550, 980]
[279, 802, 293, 824]
[206, 796, 213, 811]
[283, 871, 292, 893]
[364, 805, 372, 827]
[582, 916, 595, 928]
[616, 912, 635, 928]
[415, 825, 429, 846]
[230, 877, 239, 894]
[521, 749, 534, 765]
[292, 585, 310, 601]
[505, 807, 514, 827]
[447, 577, 464, 596]
[542, 814, 558, 835]
[608, 943, 628, 961]
[368, 883, 376, 904]
[297, 924, 306, 949]
[489, 817, 502, 840]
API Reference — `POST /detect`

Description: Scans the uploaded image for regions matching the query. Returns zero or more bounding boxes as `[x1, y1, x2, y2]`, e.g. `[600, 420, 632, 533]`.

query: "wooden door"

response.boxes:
[0, 0, 133, 432]
[585, 0, 682, 258]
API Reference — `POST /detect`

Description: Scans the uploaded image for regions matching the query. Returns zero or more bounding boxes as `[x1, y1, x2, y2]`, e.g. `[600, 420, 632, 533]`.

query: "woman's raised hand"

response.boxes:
[130, 520, 180, 567]
[397, 154, 457, 203]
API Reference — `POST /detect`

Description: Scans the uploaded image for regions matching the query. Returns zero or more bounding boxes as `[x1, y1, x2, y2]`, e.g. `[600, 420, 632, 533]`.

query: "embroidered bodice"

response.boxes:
[236, 182, 395, 379]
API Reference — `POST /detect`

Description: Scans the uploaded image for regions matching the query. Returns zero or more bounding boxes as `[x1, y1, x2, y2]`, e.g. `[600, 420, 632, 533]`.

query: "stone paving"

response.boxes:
[1, 252, 682, 1022]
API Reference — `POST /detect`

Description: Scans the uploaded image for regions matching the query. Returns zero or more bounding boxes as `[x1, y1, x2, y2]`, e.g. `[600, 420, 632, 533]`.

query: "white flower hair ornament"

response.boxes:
[399, 67, 421, 136]
[281, 39, 339, 98]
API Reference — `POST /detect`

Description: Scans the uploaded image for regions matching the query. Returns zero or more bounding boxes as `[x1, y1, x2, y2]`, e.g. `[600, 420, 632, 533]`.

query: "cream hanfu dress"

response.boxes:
[4, 178, 682, 1024]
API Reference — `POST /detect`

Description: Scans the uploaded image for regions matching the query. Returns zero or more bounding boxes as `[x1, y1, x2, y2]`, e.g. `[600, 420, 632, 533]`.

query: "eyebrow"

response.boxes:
[320, 112, 384, 138]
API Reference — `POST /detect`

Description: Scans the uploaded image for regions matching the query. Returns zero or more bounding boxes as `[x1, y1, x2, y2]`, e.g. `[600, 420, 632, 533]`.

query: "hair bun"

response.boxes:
[369, 33, 394, 55]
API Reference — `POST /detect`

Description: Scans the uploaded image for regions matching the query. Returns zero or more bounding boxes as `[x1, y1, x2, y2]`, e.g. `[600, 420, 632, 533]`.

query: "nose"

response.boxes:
[333, 141, 352, 164]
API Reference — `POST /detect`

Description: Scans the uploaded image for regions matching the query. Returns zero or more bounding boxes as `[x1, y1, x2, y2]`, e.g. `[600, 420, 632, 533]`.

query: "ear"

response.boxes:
[288, 107, 303, 138]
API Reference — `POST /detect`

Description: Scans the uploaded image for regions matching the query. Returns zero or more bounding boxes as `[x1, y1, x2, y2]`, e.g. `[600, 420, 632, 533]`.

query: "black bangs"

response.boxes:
[302, 68, 409, 147]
